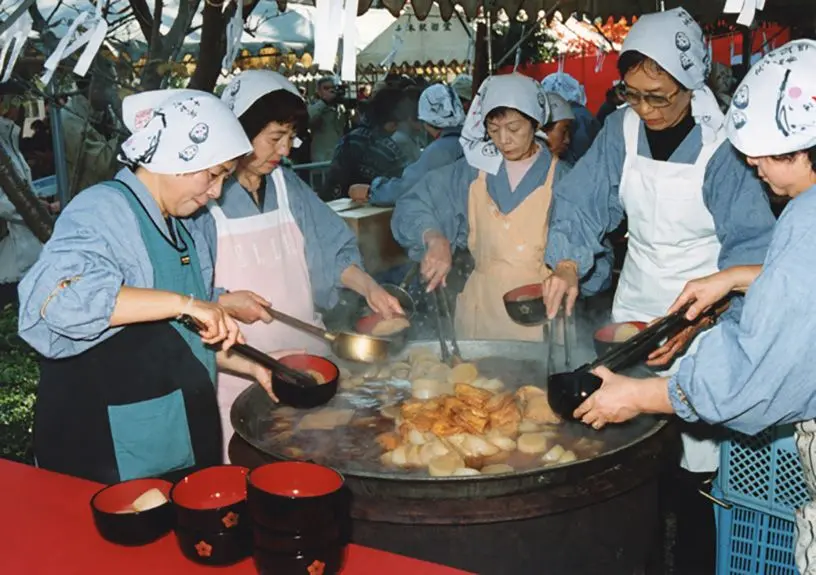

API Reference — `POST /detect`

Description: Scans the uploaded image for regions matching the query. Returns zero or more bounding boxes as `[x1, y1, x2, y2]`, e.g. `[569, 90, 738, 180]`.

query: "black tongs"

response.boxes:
[587, 296, 730, 374]
[587, 302, 695, 373]
[430, 285, 461, 365]
[178, 315, 318, 388]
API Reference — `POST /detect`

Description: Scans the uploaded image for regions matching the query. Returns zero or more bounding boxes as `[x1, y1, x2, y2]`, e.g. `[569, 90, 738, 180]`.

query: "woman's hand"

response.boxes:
[365, 283, 404, 319]
[543, 261, 579, 319]
[574, 367, 673, 429]
[348, 184, 370, 202]
[184, 297, 243, 350]
[668, 269, 743, 321]
[218, 290, 273, 324]
[421, 231, 452, 292]
[574, 367, 645, 429]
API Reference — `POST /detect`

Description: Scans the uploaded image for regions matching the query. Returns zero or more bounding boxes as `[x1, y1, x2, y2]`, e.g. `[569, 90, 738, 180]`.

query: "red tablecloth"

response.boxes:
[0, 460, 471, 575]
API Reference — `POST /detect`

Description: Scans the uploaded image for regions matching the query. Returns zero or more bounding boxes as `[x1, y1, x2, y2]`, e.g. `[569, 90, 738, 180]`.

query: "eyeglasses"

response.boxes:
[615, 83, 682, 109]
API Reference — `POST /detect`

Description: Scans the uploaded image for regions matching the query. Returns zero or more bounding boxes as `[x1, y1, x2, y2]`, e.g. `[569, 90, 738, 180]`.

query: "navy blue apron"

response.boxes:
[34, 180, 221, 484]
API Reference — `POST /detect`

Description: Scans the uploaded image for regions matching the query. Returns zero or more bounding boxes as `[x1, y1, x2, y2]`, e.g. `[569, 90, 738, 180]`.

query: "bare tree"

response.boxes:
[127, 0, 202, 90]
[188, 0, 262, 92]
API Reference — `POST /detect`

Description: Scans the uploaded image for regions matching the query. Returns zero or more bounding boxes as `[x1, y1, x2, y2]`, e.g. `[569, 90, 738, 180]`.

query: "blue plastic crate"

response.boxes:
[715, 487, 798, 575]
[718, 424, 810, 520]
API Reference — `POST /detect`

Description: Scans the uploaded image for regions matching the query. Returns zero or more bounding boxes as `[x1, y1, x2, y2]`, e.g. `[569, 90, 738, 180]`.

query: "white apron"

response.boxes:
[613, 108, 724, 473]
[210, 168, 329, 460]
[794, 421, 816, 574]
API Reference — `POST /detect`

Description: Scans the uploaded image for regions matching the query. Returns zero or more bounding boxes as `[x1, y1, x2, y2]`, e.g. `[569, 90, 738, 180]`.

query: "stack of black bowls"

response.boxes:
[248, 461, 351, 575]
[169, 465, 252, 566]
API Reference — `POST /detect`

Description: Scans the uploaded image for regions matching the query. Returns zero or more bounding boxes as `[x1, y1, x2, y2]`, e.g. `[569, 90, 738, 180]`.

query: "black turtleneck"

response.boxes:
[645, 111, 695, 162]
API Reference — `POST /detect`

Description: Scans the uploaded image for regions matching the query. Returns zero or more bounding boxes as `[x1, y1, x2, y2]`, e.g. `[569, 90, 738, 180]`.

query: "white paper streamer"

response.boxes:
[40, 2, 108, 86]
[379, 33, 404, 68]
[340, 0, 358, 81]
[313, 0, 343, 72]
[723, 0, 767, 27]
[0, 11, 32, 83]
[222, 0, 243, 71]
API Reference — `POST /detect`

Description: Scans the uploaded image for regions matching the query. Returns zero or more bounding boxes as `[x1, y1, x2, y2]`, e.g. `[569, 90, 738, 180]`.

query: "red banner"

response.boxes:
[500, 24, 790, 115]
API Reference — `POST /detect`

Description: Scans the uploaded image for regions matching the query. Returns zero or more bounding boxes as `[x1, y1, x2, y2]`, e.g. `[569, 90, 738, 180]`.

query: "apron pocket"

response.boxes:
[108, 389, 195, 481]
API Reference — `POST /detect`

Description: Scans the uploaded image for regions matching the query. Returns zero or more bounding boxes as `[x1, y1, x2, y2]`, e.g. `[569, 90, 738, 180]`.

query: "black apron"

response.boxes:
[33, 180, 221, 484]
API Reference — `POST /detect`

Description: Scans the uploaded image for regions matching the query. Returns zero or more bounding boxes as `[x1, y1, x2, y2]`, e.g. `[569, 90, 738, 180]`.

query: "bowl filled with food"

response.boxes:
[273, 354, 340, 409]
[503, 283, 546, 326]
[592, 321, 647, 357]
[90, 478, 174, 546]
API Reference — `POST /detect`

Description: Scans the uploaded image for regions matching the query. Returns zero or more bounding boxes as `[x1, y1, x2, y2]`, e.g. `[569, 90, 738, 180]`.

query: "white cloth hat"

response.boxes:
[622, 7, 723, 144]
[417, 84, 466, 128]
[726, 39, 816, 157]
[120, 90, 252, 175]
[546, 92, 576, 123]
[541, 72, 587, 106]
[460, 73, 550, 175]
[221, 70, 302, 117]
[450, 74, 473, 102]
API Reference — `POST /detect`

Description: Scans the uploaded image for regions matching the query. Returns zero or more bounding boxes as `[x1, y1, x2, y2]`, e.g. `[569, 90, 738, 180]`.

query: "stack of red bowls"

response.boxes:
[170, 465, 252, 566]
[248, 462, 350, 575]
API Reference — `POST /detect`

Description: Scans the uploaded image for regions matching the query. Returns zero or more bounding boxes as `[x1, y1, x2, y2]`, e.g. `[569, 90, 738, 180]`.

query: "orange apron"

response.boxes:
[455, 158, 557, 341]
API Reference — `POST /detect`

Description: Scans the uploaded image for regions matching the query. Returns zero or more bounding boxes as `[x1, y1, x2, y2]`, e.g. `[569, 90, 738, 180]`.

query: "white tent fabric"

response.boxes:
[356, 4, 472, 69]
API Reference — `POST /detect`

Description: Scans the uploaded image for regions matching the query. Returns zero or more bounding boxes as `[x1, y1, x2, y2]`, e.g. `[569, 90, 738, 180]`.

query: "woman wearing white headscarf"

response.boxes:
[572, 39, 816, 575]
[17, 90, 267, 484]
[540, 72, 601, 162]
[392, 73, 570, 341]
[350, 84, 466, 206]
[187, 71, 403, 455]
[542, 9, 777, 572]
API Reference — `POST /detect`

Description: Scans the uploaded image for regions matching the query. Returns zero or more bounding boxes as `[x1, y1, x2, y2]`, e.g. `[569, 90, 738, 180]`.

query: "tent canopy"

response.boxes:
[280, 0, 815, 25]
[357, 4, 472, 69]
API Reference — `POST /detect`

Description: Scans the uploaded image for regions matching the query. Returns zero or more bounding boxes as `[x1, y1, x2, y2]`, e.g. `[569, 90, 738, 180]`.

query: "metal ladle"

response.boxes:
[263, 305, 391, 364]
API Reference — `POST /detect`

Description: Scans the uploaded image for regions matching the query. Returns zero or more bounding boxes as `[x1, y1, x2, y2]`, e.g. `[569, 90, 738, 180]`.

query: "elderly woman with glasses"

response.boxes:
[541, 9, 777, 573]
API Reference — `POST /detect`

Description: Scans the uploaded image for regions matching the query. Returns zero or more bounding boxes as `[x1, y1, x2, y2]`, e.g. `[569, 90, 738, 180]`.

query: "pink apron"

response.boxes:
[454, 158, 557, 341]
[210, 168, 329, 460]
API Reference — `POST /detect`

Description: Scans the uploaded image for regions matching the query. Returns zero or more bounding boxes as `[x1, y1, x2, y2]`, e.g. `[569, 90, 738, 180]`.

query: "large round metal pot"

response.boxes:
[230, 340, 676, 574]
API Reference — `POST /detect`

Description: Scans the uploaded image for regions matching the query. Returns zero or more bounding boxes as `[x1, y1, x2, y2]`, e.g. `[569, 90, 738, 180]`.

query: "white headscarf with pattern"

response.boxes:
[417, 84, 466, 128]
[460, 73, 550, 175]
[120, 90, 252, 175]
[726, 39, 816, 157]
[621, 7, 723, 144]
[541, 72, 587, 106]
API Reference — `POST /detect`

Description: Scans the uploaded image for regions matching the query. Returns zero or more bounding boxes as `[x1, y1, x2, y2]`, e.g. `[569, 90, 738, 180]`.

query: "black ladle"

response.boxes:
[178, 315, 319, 388]
[547, 301, 700, 421]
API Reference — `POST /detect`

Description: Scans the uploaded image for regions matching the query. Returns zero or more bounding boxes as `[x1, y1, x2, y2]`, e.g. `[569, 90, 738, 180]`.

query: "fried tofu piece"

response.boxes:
[431, 419, 464, 437]
[453, 410, 489, 435]
[454, 382, 493, 408]
[485, 392, 515, 413]
[489, 402, 522, 437]
[523, 395, 562, 425]
[376, 432, 401, 451]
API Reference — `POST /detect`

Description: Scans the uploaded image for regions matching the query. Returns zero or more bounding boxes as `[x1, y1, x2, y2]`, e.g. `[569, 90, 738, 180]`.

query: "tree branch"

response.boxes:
[127, 0, 154, 41]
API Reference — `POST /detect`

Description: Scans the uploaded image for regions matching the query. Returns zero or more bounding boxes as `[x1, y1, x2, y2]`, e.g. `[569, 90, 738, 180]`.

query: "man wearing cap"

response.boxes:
[308, 76, 349, 163]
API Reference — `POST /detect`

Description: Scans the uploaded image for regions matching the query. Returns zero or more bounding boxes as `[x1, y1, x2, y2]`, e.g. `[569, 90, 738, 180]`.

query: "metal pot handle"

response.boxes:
[263, 305, 334, 342]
